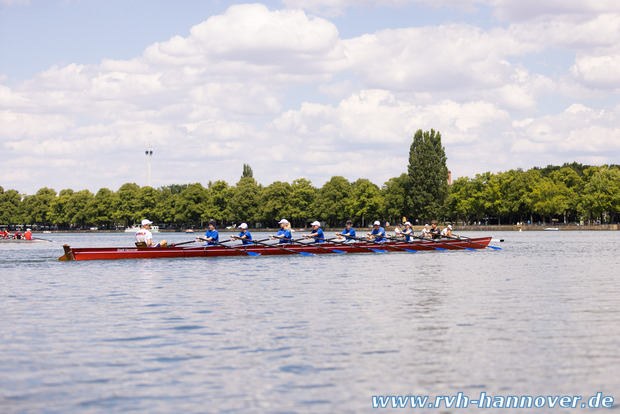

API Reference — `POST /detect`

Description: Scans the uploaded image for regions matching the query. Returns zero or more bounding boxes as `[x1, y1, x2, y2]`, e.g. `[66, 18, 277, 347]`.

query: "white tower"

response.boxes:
[145, 145, 153, 187]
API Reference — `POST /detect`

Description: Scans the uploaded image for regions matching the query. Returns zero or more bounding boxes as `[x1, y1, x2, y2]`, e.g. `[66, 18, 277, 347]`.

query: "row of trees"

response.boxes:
[2, 131, 619, 229]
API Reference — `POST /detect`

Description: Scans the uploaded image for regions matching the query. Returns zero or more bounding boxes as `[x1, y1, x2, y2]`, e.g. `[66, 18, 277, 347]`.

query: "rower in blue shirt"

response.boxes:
[199, 220, 219, 245]
[336, 220, 356, 241]
[231, 222, 253, 245]
[402, 221, 414, 242]
[367, 220, 386, 242]
[270, 218, 292, 244]
[304, 221, 325, 243]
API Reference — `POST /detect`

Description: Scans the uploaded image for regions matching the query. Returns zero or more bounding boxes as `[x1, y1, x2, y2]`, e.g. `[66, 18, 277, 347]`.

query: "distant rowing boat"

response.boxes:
[59, 237, 495, 261]
[1, 238, 51, 243]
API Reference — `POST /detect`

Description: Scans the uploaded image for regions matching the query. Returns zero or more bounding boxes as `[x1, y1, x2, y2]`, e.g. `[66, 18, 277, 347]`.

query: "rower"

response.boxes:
[402, 221, 414, 242]
[441, 224, 453, 238]
[394, 223, 403, 237]
[24, 228, 32, 240]
[136, 219, 167, 247]
[304, 221, 325, 243]
[429, 220, 441, 239]
[336, 220, 356, 242]
[367, 220, 386, 243]
[199, 220, 219, 245]
[231, 222, 253, 245]
[420, 224, 431, 238]
[270, 219, 292, 243]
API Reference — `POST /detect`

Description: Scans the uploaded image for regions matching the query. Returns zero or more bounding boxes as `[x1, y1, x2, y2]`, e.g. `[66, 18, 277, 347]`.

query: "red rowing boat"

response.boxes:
[58, 237, 494, 261]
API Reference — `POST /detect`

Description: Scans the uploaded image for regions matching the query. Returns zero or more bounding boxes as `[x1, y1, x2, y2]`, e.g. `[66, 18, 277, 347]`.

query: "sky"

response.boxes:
[1, 0, 620, 195]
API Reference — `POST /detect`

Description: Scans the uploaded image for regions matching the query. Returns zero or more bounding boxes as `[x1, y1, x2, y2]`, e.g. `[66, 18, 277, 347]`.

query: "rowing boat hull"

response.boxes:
[1, 238, 50, 243]
[59, 237, 493, 261]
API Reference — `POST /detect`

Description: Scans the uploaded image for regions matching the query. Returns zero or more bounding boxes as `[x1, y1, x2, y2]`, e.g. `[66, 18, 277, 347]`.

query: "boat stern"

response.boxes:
[58, 244, 75, 261]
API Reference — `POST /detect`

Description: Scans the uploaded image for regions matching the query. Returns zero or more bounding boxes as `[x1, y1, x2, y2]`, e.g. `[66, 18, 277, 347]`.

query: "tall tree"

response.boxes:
[407, 129, 449, 221]
[242, 163, 254, 178]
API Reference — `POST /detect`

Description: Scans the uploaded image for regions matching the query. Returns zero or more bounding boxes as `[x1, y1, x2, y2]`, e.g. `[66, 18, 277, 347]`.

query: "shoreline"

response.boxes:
[25, 224, 620, 233]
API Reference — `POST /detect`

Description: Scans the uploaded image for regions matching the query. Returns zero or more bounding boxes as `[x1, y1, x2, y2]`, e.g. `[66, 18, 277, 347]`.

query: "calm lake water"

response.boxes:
[1, 231, 619, 413]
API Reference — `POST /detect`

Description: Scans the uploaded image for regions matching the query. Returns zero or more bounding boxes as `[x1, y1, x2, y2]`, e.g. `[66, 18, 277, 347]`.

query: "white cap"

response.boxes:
[238, 223, 248, 229]
[424, 224, 429, 227]
[373, 220, 380, 226]
[448, 225, 452, 229]
[27, 228, 31, 231]
[278, 219, 289, 224]
[311, 221, 321, 227]
[404, 222, 411, 226]
[141, 219, 153, 226]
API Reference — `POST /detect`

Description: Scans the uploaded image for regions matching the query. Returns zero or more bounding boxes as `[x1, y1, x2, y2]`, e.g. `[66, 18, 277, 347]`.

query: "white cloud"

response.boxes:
[1, 2, 620, 193]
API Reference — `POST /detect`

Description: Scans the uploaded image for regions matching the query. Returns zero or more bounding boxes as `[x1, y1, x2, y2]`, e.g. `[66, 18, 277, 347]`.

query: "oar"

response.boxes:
[292, 238, 346, 254]
[172, 240, 197, 247]
[197, 237, 260, 256]
[403, 234, 475, 251]
[370, 236, 418, 253]
[252, 239, 315, 256]
[443, 235, 502, 250]
[320, 237, 387, 253]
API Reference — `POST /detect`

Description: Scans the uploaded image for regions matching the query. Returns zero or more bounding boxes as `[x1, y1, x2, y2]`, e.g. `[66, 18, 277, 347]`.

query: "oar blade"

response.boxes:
[370, 249, 387, 253]
[331, 249, 346, 254]
[485, 245, 502, 250]
[246, 251, 261, 256]
[299, 252, 315, 256]
[402, 249, 418, 253]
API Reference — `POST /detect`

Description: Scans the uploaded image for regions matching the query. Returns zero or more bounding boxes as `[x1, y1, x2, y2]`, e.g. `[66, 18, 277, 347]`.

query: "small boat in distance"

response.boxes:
[544, 228, 559, 231]
[185, 229, 194, 233]
[124, 225, 159, 233]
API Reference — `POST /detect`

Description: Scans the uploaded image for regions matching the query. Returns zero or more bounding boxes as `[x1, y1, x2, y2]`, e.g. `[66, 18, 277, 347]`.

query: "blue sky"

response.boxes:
[1, 0, 619, 194]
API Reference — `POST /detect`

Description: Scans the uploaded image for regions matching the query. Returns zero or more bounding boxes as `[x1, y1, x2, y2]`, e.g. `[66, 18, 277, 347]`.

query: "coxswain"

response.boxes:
[24, 228, 32, 240]
[199, 220, 219, 245]
[402, 221, 414, 242]
[270, 219, 292, 243]
[304, 221, 325, 243]
[429, 220, 441, 239]
[135, 219, 167, 247]
[441, 225, 453, 238]
[231, 222, 253, 245]
[336, 220, 356, 242]
[367, 220, 386, 242]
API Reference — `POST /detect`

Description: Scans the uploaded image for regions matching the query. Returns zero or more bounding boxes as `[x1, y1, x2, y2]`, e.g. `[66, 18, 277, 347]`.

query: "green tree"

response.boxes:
[289, 178, 316, 227]
[580, 166, 620, 223]
[261, 181, 292, 224]
[21, 187, 56, 225]
[136, 186, 160, 222]
[87, 188, 118, 228]
[65, 189, 94, 227]
[348, 178, 381, 227]
[229, 177, 262, 225]
[381, 173, 409, 225]
[0, 188, 23, 224]
[407, 129, 449, 221]
[242, 163, 254, 178]
[113, 183, 141, 227]
[206, 180, 232, 223]
[49, 189, 74, 227]
[312, 176, 350, 227]
[175, 183, 209, 225]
